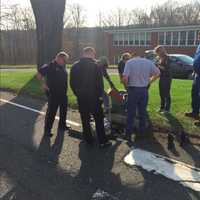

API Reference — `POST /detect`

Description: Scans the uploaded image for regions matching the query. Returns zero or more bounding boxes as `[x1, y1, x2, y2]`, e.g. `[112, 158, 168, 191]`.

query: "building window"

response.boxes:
[172, 32, 179, 45]
[124, 33, 129, 46]
[140, 32, 145, 45]
[113, 33, 119, 46]
[188, 31, 195, 45]
[146, 32, 151, 45]
[159, 32, 165, 45]
[180, 31, 186, 45]
[129, 33, 135, 45]
[118, 33, 124, 46]
[195, 30, 200, 45]
[166, 32, 171, 45]
[113, 31, 151, 47]
[135, 32, 139, 45]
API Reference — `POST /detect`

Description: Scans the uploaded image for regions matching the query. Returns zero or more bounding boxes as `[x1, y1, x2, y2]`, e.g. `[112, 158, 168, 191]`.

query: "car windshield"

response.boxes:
[175, 55, 194, 65]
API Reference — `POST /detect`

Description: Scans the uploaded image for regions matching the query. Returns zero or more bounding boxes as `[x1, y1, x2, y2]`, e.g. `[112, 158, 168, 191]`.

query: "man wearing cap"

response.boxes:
[37, 51, 70, 137]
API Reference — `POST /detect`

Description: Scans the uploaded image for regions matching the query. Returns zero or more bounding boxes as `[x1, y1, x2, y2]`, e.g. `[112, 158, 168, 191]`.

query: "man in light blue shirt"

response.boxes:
[123, 56, 160, 141]
[185, 31, 200, 127]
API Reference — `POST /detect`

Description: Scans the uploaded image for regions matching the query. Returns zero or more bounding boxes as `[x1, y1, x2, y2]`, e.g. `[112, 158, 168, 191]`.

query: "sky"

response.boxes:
[3, 0, 191, 26]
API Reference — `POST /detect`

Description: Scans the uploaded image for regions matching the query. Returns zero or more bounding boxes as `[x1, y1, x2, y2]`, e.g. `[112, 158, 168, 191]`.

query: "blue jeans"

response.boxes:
[126, 87, 148, 135]
[192, 75, 200, 115]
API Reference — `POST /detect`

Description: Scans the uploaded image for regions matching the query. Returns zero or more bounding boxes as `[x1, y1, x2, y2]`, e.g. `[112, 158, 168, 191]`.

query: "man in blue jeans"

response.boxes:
[185, 31, 200, 127]
[123, 55, 160, 141]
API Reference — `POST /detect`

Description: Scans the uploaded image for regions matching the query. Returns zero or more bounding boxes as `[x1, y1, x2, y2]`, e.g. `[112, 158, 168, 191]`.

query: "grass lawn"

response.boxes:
[0, 64, 118, 69]
[0, 65, 37, 69]
[0, 70, 199, 136]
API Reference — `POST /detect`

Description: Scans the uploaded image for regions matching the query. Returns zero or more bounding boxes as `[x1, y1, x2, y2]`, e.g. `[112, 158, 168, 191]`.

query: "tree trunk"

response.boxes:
[30, 0, 66, 68]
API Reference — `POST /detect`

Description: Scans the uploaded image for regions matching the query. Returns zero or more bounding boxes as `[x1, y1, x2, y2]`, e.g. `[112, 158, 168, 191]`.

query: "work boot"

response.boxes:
[185, 112, 199, 120]
[58, 124, 71, 131]
[44, 130, 53, 138]
[194, 121, 200, 127]
[99, 141, 112, 149]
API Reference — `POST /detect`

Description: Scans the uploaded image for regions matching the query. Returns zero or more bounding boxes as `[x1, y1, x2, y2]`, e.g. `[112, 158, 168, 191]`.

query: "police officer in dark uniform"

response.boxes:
[155, 46, 172, 113]
[37, 52, 69, 137]
[70, 47, 111, 148]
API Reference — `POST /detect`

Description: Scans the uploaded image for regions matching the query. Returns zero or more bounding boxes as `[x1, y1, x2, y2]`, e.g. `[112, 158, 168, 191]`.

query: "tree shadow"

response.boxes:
[133, 112, 170, 156]
[76, 140, 122, 199]
[0, 77, 46, 151]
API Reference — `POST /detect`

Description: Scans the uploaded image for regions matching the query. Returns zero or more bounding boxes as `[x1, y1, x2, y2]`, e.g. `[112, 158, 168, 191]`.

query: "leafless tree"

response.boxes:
[150, 0, 200, 26]
[64, 3, 86, 58]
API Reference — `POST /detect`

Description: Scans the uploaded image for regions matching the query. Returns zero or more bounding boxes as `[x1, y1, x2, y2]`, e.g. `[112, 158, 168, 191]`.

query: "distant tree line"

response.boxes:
[97, 0, 200, 27]
[0, 0, 200, 65]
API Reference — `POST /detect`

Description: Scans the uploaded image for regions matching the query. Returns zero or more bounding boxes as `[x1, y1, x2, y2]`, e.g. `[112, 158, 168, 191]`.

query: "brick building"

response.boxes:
[105, 25, 200, 64]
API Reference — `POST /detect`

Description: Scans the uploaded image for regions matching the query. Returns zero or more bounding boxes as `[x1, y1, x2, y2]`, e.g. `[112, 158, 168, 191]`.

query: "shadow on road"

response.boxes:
[0, 83, 200, 199]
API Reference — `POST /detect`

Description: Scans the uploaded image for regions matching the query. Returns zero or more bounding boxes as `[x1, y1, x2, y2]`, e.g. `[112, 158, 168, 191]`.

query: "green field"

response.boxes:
[0, 64, 117, 69]
[0, 71, 199, 136]
[0, 65, 36, 69]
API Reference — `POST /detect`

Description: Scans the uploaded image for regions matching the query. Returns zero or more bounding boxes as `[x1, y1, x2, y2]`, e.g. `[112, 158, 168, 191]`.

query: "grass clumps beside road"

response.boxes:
[0, 70, 199, 136]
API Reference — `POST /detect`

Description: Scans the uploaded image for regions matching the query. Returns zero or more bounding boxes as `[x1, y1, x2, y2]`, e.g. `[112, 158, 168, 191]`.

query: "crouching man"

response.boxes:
[37, 52, 70, 137]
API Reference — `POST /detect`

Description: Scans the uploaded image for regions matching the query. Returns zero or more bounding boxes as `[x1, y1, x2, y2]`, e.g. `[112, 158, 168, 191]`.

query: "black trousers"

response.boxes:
[45, 94, 68, 132]
[192, 77, 200, 115]
[77, 97, 107, 144]
[159, 77, 172, 111]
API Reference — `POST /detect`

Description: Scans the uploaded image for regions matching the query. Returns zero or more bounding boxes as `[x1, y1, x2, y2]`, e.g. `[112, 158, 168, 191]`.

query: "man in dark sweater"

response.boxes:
[155, 46, 172, 113]
[70, 47, 111, 148]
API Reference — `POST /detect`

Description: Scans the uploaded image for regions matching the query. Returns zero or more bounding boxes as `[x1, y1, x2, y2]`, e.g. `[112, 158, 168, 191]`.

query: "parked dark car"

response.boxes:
[144, 50, 194, 79]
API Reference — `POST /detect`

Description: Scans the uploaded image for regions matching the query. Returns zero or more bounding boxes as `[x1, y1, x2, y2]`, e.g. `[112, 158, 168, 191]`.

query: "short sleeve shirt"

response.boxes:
[123, 57, 160, 87]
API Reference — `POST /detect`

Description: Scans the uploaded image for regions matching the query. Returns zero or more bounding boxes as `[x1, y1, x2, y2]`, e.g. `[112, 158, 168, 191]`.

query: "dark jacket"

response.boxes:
[70, 57, 104, 101]
[39, 61, 68, 96]
[194, 44, 200, 76]
[157, 55, 172, 79]
[118, 60, 125, 76]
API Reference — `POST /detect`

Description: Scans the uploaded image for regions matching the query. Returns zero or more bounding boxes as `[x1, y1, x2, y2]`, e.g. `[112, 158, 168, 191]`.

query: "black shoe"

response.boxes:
[185, 112, 199, 120]
[167, 134, 175, 150]
[45, 131, 53, 138]
[84, 137, 95, 146]
[58, 125, 71, 131]
[194, 121, 200, 127]
[99, 141, 112, 149]
[44, 128, 53, 137]
[124, 134, 132, 142]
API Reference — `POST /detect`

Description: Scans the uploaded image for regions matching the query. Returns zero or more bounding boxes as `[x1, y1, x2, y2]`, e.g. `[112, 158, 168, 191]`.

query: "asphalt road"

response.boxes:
[0, 91, 200, 200]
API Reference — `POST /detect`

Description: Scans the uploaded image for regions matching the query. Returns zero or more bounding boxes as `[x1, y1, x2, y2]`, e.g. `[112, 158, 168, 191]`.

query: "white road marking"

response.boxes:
[0, 98, 81, 127]
[124, 148, 200, 192]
